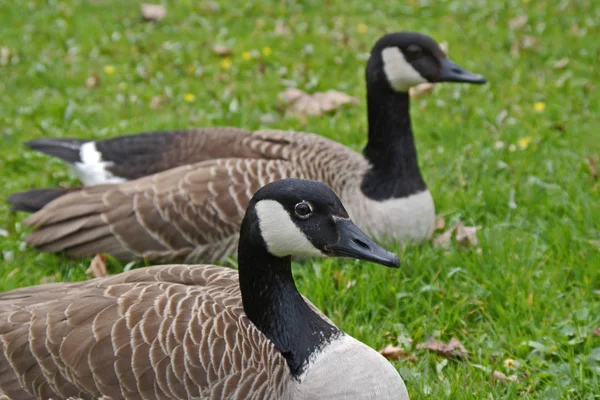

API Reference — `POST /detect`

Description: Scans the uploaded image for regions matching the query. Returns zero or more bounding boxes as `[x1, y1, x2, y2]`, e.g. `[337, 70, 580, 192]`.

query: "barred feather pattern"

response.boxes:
[0, 264, 311, 400]
[23, 129, 368, 263]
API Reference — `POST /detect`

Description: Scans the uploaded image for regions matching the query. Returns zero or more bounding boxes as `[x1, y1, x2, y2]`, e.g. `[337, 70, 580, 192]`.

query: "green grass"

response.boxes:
[1, 0, 599, 398]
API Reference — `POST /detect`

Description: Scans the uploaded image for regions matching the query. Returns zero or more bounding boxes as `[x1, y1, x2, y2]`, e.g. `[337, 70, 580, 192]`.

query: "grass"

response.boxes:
[0, 0, 599, 398]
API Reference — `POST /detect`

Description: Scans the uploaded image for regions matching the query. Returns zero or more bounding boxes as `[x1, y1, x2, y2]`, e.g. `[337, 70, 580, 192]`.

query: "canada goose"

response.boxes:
[8, 31, 485, 263]
[0, 179, 408, 399]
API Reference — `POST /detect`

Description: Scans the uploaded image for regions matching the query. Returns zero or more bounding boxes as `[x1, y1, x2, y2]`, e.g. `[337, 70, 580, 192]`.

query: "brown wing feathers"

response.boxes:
[0, 265, 288, 399]
[15, 130, 356, 263]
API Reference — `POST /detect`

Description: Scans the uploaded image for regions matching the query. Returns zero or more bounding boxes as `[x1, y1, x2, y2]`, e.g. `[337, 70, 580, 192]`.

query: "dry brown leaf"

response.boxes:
[455, 221, 479, 247]
[86, 73, 100, 88]
[274, 20, 291, 36]
[87, 254, 108, 278]
[511, 35, 538, 57]
[212, 45, 232, 56]
[0, 47, 10, 66]
[417, 337, 468, 360]
[587, 155, 598, 181]
[141, 4, 166, 21]
[432, 227, 454, 248]
[509, 15, 528, 30]
[552, 58, 570, 69]
[150, 95, 167, 109]
[409, 82, 435, 98]
[435, 215, 446, 231]
[279, 88, 358, 117]
[593, 326, 600, 337]
[493, 370, 519, 383]
[379, 344, 418, 362]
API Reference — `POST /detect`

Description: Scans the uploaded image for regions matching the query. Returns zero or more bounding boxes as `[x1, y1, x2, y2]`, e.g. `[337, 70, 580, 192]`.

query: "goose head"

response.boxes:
[367, 31, 486, 92]
[242, 179, 400, 268]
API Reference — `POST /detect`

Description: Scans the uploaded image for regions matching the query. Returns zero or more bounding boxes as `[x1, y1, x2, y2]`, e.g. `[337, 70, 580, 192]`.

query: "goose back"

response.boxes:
[20, 130, 370, 263]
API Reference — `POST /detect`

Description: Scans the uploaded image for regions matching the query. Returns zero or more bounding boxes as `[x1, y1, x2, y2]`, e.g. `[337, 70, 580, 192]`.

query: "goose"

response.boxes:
[8, 31, 486, 263]
[0, 179, 408, 400]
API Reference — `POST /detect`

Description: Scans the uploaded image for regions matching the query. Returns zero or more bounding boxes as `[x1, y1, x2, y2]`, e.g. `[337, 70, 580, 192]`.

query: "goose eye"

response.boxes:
[406, 45, 423, 56]
[294, 201, 313, 220]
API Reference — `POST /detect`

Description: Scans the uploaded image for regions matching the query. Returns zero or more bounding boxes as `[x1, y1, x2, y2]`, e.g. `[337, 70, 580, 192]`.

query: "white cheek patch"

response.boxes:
[381, 47, 427, 92]
[72, 141, 126, 185]
[255, 200, 324, 258]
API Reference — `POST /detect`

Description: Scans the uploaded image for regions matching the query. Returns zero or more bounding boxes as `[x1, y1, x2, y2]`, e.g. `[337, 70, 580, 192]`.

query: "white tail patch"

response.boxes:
[382, 47, 427, 92]
[72, 142, 126, 186]
[255, 200, 324, 258]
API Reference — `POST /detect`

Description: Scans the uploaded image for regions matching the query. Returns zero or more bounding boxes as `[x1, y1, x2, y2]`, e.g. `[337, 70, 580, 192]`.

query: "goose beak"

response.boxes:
[325, 218, 400, 268]
[438, 57, 486, 84]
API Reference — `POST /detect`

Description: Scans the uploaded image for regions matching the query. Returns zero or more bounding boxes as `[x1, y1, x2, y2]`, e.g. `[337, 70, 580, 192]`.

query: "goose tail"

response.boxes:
[26, 138, 87, 163]
[7, 188, 74, 213]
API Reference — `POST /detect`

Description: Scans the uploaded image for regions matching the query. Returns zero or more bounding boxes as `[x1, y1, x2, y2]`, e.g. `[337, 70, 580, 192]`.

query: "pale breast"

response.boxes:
[290, 335, 409, 399]
[343, 186, 435, 244]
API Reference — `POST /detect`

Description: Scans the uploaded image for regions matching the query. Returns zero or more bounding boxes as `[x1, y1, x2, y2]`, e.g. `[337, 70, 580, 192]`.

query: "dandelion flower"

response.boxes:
[517, 136, 533, 150]
[242, 51, 252, 61]
[262, 47, 272, 57]
[103, 65, 115, 75]
[357, 23, 368, 33]
[534, 102, 546, 112]
[184, 93, 196, 102]
[503, 359, 516, 370]
[220, 57, 232, 69]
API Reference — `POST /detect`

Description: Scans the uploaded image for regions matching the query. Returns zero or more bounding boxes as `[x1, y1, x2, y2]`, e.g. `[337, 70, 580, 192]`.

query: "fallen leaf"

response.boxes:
[435, 215, 446, 231]
[141, 4, 166, 21]
[409, 82, 435, 98]
[432, 227, 454, 248]
[212, 45, 232, 56]
[0, 46, 10, 66]
[511, 35, 538, 57]
[593, 326, 600, 337]
[587, 155, 598, 181]
[274, 20, 291, 36]
[552, 58, 570, 69]
[87, 254, 108, 278]
[493, 370, 519, 383]
[509, 15, 528, 30]
[455, 221, 479, 247]
[417, 337, 468, 360]
[150, 95, 167, 109]
[379, 344, 418, 362]
[86, 73, 100, 88]
[279, 88, 358, 117]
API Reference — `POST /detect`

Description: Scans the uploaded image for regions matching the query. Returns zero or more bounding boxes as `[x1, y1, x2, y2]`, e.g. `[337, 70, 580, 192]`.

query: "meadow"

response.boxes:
[0, 0, 599, 398]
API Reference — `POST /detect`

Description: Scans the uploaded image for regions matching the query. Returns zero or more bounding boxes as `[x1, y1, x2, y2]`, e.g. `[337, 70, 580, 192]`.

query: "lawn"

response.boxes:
[0, 0, 599, 398]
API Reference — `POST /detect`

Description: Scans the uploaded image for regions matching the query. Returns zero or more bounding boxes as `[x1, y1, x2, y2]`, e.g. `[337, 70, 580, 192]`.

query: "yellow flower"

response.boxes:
[220, 57, 232, 69]
[534, 102, 546, 112]
[517, 136, 533, 150]
[103, 65, 115, 75]
[357, 23, 368, 33]
[183, 93, 196, 102]
[242, 51, 252, 61]
[262, 47, 272, 57]
[503, 358, 515, 370]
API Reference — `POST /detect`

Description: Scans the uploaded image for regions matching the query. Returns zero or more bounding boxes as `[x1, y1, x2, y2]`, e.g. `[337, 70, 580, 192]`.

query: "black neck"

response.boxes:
[237, 210, 340, 377]
[361, 86, 427, 201]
